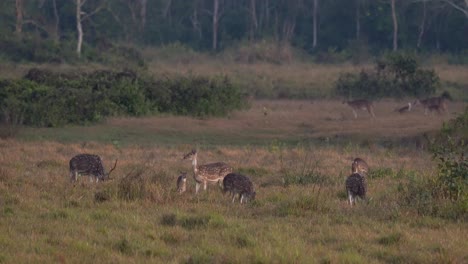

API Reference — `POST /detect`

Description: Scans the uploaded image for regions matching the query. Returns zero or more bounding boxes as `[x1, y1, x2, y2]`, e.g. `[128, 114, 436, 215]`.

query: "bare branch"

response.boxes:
[442, 0, 468, 17]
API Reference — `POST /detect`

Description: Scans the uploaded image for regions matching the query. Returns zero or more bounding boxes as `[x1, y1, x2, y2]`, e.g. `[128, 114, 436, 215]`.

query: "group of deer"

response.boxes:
[177, 149, 256, 204]
[69, 151, 370, 206]
[343, 94, 450, 119]
[68, 149, 256, 204]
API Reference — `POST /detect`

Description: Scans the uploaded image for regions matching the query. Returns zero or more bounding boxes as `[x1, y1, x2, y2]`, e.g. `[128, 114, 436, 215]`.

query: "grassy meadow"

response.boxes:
[1, 97, 468, 263]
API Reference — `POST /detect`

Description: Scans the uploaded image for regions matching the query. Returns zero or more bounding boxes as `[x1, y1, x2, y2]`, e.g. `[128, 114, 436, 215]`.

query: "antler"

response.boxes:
[107, 159, 118, 179]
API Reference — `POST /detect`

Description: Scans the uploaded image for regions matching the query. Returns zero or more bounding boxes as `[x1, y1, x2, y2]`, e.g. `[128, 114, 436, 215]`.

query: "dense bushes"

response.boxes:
[431, 107, 467, 203]
[0, 68, 245, 127]
[399, 107, 467, 220]
[335, 53, 440, 99]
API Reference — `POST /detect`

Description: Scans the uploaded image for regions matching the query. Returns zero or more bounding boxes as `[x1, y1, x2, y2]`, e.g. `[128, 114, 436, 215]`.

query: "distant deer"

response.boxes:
[352, 158, 369, 175]
[69, 154, 117, 183]
[176, 172, 187, 194]
[343, 99, 376, 119]
[414, 93, 450, 115]
[345, 172, 367, 206]
[182, 149, 233, 194]
[223, 173, 256, 204]
[395, 102, 412, 114]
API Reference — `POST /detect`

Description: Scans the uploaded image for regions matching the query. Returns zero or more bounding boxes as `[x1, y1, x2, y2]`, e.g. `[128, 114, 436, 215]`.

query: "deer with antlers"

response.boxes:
[69, 154, 117, 183]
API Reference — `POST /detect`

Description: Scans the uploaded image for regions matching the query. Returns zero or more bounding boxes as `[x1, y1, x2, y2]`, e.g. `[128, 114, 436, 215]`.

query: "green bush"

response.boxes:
[399, 108, 467, 220]
[1, 68, 246, 127]
[431, 107, 467, 202]
[335, 53, 440, 99]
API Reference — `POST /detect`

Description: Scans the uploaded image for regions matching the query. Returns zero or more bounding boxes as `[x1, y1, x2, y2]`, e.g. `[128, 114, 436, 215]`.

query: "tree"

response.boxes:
[356, 0, 361, 39]
[212, 0, 221, 50]
[74, 0, 105, 57]
[312, 0, 318, 48]
[417, 0, 427, 49]
[249, 0, 258, 41]
[442, 0, 468, 17]
[15, 0, 24, 37]
[390, 0, 398, 51]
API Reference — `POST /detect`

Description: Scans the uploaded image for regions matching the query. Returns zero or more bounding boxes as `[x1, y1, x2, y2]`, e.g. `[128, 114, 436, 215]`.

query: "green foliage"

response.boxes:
[0, 68, 246, 127]
[146, 75, 245, 117]
[335, 53, 440, 99]
[430, 107, 468, 202]
[399, 108, 467, 220]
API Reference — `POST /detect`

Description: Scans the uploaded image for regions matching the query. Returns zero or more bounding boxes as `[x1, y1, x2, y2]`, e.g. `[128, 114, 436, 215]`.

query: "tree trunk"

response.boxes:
[76, 0, 83, 57]
[52, 0, 60, 43]
[249, 0, 258, 41]
[391, 0, 398, 51]
[417, 0, 426, 49]
[312, 0, 318, 48]
[140, 0, 147, 31]
[15, 0, 24, 37]
[212, 0, 219, 50]
[356, 0, 360, 40]
[191, 3, 202, 40]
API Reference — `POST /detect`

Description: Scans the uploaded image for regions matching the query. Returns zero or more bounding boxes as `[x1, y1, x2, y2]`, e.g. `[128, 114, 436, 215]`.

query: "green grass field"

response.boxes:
[1, 97, 467, 263]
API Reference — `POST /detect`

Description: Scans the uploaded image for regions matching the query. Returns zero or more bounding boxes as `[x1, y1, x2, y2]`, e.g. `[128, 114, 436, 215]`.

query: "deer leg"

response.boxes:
[195, 182, 201, 194]
[231, 193, 236, 203]
[203, 180, 207, 191]
[348, 191, 353, 206]
[352, 109, 358, 119]
[70, 171, 76, 183]
[240, 194, 244, 204]
[369, 107, 376, 118]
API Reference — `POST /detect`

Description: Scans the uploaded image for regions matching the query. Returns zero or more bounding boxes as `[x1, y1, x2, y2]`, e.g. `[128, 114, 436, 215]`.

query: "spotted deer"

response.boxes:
[352, 158, 369, 175]
[182, 149, 233, 194]
[69, 154, 117, 183]
[345, 173, 367, 206]
[343, 99, 376, 119]
[176, 172, 187, 194]
[223, 173, 256, 204]
[414, 94, 450, 115]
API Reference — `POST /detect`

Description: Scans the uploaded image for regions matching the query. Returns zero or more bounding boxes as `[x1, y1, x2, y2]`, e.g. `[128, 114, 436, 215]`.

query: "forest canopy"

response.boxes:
[0, 0, 467, 63]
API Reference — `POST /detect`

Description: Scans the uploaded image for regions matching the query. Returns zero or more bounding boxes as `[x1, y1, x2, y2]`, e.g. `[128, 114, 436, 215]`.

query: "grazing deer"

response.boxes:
[182, 149, 233, 194]
[223, 173, 256, 204]
[69, 154, 117, 183]
[176, 172, 187, 194]
[345, 172, 367, 206]
[352, 158, 369, 175]
[343, 99, 376, 119]
[414, 94, 450, 115]
[395, 102, 412, 114]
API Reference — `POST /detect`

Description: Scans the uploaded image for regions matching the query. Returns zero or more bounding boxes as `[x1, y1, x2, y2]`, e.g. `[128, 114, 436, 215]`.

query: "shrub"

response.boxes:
[335, 53, 440, 99]
[146, 75, 245, 117]
[430, 107, 467, 202]
[1, 68, 246, 127]
[399, 108, 467, 220]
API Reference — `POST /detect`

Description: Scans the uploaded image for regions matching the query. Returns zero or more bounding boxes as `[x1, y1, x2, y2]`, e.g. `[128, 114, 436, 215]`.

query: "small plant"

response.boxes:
[118, 168, 147, 201]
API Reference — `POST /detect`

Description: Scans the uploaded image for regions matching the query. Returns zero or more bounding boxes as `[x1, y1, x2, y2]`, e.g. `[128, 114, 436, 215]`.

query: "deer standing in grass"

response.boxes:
[223, 173, 256, 204]
[346, 158, 369, 206]
[69, 154, 117, 183]
[352, 158, 369, 175]
[414, 93, 450, 115]
[343, 99, 376, 119]
[176, 172, 187, 194]
[183, 149, 233, 194]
